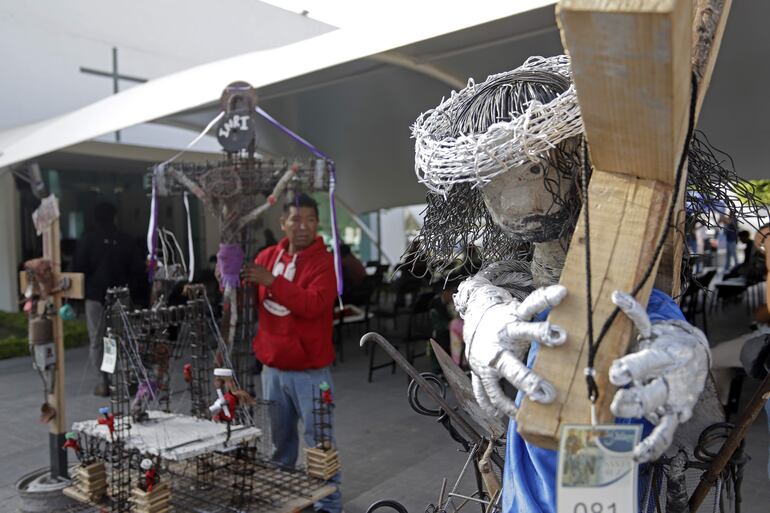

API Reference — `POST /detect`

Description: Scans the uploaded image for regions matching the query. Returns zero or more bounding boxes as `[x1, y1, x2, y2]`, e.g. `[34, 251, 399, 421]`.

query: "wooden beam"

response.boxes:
[19, 271, 85, 300]
[518, 171, 671, 447]
[517, 0, 695, 449]
[557, 0, 693, 184]
[655, 0, 732, 296]
[42, 219, 68, 437]
[692, 0, 732, 121]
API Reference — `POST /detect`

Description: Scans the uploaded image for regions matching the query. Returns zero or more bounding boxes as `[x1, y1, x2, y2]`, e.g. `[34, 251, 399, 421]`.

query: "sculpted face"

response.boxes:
[480, 156, 572, 243]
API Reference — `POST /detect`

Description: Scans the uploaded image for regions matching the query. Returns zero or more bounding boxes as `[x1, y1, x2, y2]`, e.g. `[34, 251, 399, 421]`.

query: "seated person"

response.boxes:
[340, 243, 368, 305]
[724, 230, 760, 280]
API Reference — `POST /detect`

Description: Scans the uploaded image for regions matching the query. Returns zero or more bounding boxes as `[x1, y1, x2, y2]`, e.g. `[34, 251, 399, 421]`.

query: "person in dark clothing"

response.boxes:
[725, 230, 756, 280]
[722, 215, 738, 271]
[428, 281, 465, 373]
[72, 202, 143, 396]
[340, 244, 368, 305]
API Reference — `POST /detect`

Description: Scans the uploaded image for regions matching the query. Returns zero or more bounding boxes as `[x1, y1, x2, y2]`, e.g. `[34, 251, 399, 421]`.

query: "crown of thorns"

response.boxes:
[412, 55, 584, 195]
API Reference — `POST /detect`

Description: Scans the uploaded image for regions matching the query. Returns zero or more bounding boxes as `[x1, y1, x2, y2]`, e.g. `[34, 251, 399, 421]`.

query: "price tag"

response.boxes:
[101, 336, 117, 374]
[557, 424, 641, 513]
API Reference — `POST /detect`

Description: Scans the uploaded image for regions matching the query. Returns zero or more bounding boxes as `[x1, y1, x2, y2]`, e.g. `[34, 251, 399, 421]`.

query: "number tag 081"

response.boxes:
[557, 424, 641, 513]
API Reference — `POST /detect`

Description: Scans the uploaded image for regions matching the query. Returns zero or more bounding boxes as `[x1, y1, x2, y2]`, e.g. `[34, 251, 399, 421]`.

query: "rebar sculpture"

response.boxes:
[149, 83, 332, 363]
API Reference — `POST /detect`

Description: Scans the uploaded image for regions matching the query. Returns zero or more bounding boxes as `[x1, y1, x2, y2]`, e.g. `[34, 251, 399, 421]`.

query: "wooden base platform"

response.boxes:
[304, 447, 341, 481]
[63, 462, 107, 503]
[131, 482, 172, 513]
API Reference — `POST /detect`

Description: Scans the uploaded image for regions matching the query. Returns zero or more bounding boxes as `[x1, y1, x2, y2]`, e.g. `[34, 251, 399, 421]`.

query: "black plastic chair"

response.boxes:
[367, 291, 435, 382]
[681, 269, 716, 336]
[334, 276, 378, 363]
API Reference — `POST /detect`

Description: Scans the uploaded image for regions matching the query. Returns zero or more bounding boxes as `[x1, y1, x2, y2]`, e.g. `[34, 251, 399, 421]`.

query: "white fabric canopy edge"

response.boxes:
[0, 1, 554, 169]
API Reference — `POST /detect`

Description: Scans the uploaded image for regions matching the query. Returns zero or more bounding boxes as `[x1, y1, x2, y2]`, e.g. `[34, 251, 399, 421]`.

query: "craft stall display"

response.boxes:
[54, 81, 343, 513]
[59, 286, 335, 513]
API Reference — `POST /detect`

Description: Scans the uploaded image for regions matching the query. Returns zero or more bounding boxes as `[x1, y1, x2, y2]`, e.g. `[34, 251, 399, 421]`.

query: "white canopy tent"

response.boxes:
[1, 0, 768, 312]
[2, 0, 768, 215]
[0, 1, 562, 213]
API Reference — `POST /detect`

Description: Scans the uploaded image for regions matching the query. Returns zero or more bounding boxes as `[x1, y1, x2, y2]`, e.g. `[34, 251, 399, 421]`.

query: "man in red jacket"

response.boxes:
[242, 193, 341, 513]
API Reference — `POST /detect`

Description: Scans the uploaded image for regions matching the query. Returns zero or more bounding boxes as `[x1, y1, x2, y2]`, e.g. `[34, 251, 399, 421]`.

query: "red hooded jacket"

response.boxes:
[252, 236, 337, 370]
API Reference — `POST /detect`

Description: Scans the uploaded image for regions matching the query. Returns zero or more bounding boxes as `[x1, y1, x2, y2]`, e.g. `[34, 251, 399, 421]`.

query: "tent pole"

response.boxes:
[335, 198, 394, 264]
[376, 210, 382, 263]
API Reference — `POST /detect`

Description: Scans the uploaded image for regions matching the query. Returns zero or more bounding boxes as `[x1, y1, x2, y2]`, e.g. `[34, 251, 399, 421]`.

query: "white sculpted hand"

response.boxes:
[609, 291, 711, 462]
[454, 276, 567, 418]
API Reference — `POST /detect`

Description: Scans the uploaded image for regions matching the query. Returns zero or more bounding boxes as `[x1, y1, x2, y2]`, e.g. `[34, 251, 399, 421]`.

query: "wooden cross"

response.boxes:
[19, 195, 85, 478]
[517, 0, 731, 449]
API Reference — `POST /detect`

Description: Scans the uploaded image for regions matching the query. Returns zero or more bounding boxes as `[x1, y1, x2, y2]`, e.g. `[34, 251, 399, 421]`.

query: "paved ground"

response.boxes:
[2, 287, 770, 513]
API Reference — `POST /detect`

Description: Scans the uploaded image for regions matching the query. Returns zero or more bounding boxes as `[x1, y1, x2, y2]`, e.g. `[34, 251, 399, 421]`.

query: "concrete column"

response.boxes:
[0, 169, 20, 311]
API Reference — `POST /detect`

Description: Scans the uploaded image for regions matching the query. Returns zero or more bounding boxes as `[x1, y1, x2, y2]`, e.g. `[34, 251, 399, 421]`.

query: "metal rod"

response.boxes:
[447, 493, 489, 506]
[689, 370, 770, 511]
[360, 332, 504, 469]
[335, 198, 395, 263]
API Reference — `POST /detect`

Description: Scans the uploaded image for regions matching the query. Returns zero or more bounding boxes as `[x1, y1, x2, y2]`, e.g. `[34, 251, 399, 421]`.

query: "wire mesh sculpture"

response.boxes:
[154, 156, 327, 359]
[401, 52, 764, 512]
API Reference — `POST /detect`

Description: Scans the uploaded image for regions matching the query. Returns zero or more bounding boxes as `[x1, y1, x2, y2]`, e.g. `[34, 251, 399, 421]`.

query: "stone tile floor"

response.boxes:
[1, 294, 768, 512]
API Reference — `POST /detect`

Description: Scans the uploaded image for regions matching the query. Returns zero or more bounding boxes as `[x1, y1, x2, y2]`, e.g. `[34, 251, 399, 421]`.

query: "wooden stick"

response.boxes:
[689, 371, 770, 511]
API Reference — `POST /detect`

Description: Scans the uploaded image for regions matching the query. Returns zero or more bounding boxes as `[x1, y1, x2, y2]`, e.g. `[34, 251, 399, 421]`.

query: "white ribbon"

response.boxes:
[263, 249, 297, 317]
[183, 192, 194, 282]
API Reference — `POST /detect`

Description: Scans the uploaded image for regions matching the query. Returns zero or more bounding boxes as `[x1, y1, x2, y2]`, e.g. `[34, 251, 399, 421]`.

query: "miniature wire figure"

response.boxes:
[140, 458, 157, 493]
[97, 406, 115, 442]
[209, 367, 255, 436]
[62, 431, 82, 462]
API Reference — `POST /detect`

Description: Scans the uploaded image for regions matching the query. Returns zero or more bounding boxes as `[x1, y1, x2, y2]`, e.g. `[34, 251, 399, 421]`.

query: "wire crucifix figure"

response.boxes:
[149, 82, 331, 361]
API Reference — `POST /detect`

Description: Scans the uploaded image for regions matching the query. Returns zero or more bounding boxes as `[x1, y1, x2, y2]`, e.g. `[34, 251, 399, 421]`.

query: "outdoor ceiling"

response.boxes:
[2, 0, 768, 215]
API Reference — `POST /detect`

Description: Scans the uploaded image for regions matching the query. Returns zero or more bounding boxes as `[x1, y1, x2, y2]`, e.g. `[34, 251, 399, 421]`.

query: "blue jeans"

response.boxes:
[724, 240, 737, 271]
[262, 365, 342, 513]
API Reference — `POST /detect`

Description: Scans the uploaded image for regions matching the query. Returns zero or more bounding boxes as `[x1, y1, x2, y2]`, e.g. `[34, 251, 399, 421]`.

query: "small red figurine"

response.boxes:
[97, 406, 115, 441]
[62, 432, 81, 461]
[320, 381, 333, 405]
[183, 363, 193, 383]
[140, 459, 156, 493]
[209, 368, 238, 422]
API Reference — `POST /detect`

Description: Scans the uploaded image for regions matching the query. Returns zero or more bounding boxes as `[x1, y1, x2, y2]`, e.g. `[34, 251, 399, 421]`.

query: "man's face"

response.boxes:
[281, 206, 319, 251]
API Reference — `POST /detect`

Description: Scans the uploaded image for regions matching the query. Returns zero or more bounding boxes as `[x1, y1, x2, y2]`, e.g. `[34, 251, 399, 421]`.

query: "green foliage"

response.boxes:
[0, 311, 88, 360]
[63, 318, 89, 349]
[0, 336, 27, 359]
[749, 180, 770, 206]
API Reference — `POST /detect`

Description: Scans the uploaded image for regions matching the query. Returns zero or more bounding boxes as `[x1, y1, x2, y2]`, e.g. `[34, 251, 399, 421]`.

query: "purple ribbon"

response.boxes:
[255, 107, 344, 297]
[135, 379, 158, 402]
[217, 243, 245, 289]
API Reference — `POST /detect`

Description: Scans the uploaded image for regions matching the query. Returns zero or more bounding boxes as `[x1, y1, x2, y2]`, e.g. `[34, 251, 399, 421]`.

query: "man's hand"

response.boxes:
[609, 291, 711, 463]
[454, 276, 567, 419]
[241, 263, 275, 287]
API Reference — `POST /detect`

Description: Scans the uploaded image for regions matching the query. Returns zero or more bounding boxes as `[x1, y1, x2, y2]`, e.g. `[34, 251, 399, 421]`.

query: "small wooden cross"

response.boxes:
[19, 194, 85, 478]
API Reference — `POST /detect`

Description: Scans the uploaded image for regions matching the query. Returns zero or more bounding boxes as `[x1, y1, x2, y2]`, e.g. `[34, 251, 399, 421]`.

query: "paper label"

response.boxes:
[32, 195, 60, 235]
[101, 336, 117, 374]
[557, 424, 641, 513]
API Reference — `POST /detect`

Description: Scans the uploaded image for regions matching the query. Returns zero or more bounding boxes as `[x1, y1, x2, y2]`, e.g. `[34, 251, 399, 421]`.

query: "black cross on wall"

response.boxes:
[80, 47, 148, 142]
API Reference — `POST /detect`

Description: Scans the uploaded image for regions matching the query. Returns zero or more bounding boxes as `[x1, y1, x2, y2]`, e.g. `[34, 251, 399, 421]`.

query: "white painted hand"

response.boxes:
[609, 291, 711, 462]
[454, 276, 567, 419]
